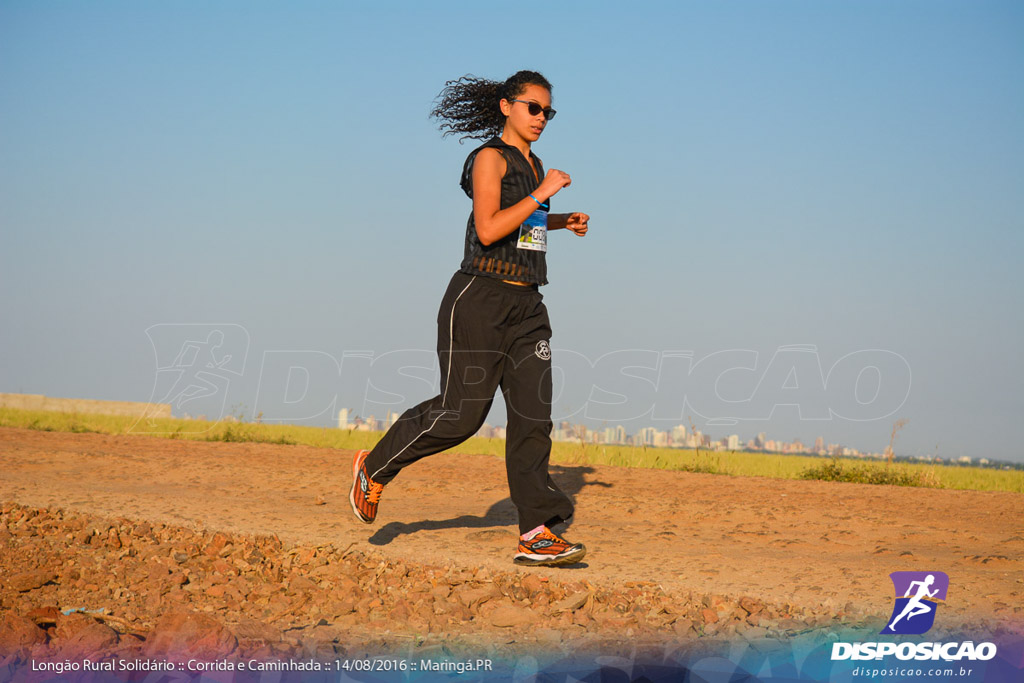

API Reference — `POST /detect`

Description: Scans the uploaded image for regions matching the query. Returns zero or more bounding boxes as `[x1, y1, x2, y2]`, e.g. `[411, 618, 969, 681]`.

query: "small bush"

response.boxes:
[800, 458, 942, 488]
[203, 425, 294, 445]
[677, 462, 720, 475]
[68, 422, 100, 434]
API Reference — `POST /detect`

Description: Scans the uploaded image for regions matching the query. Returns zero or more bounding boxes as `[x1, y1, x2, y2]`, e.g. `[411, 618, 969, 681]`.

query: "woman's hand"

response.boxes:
[565, 212, 589, 236]
[535, 169, 571, 202]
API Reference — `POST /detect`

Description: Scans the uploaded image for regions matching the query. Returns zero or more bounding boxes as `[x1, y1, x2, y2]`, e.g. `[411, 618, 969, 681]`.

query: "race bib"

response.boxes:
[517, 208, 547, 252]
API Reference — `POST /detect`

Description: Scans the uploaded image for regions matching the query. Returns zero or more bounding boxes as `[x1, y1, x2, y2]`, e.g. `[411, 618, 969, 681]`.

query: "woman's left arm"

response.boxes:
[549, 212, 590, 236]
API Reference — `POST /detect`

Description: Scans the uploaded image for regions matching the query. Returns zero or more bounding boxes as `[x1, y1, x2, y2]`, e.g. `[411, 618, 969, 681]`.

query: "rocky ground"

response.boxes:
[1, 427, 1021, 674]
[0, 501, 865, 665]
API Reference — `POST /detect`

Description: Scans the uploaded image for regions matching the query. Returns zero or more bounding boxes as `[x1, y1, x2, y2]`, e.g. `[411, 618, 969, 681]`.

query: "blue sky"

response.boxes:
[2, 1, 1022, 462]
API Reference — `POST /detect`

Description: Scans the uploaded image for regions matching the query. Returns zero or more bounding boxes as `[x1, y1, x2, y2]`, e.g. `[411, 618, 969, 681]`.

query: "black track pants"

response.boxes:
[362, 271, 574, 534]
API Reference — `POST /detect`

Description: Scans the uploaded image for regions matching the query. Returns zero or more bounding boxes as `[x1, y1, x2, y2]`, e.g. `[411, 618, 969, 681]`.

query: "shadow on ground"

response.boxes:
[368, 464, 610, 548]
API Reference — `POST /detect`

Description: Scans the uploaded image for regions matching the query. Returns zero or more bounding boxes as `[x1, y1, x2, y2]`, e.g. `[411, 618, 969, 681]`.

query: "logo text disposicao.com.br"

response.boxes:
[847, 665, 983, 681]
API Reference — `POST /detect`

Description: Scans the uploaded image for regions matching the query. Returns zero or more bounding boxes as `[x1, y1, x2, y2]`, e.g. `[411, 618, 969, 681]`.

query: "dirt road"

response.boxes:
[2, 426, 1020, 630]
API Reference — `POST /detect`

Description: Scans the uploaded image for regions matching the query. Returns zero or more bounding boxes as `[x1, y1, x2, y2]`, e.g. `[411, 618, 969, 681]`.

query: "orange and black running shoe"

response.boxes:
[349, 449, 384, 524]
[513, 527, 586, 566]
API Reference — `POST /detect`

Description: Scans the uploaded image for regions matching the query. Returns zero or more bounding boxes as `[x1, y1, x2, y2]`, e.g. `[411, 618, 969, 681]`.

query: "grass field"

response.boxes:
[2, 407, 1021, 493]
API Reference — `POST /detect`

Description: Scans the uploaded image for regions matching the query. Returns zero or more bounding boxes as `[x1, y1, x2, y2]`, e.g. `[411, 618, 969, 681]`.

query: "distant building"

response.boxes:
[634, 427, 666, 446]
[603, 425, 628, 445]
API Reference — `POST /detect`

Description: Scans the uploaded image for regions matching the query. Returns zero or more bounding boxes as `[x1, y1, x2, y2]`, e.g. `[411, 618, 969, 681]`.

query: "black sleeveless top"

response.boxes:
[458, 136, 549, 286]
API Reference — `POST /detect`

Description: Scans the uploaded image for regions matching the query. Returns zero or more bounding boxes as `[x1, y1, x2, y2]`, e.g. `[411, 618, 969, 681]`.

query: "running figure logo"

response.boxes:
[880, 571, 949, 635]
[143, 324, 249, 425]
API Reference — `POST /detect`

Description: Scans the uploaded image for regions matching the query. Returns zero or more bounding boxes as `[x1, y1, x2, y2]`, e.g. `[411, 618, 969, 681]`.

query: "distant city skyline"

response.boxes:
[334, 408, 997, 467]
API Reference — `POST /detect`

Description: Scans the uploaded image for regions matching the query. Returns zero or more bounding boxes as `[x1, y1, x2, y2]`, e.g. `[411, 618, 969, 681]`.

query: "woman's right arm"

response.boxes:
[472, 148, 571, 246]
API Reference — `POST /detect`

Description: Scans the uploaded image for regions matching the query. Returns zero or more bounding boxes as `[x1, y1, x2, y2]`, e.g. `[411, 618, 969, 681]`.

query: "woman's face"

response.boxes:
[500, 83, 551, 143]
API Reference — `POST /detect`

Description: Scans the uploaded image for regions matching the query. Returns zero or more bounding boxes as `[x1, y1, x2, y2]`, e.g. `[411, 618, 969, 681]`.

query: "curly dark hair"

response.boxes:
[430, 70, 553, 142]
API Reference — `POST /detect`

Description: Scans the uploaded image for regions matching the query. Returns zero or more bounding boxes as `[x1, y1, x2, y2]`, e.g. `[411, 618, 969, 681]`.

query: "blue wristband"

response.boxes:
[529, 194, 542, 206]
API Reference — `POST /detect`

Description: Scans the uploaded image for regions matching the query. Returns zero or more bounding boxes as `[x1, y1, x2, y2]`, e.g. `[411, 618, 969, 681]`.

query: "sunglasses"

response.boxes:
[511, 99, 557, 121]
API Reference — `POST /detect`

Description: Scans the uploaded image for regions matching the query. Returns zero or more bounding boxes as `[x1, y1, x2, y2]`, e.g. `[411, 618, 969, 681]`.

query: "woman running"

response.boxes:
[349, 69, 590, 567]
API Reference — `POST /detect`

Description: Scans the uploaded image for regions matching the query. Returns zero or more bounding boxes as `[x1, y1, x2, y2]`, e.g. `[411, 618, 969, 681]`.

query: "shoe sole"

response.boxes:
[513, 545, 587, 567]
[349, 450, 374, 524]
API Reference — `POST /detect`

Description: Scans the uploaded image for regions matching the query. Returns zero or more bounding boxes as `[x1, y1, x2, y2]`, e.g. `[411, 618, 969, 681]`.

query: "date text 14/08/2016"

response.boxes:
[338, 659, 494, 674]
